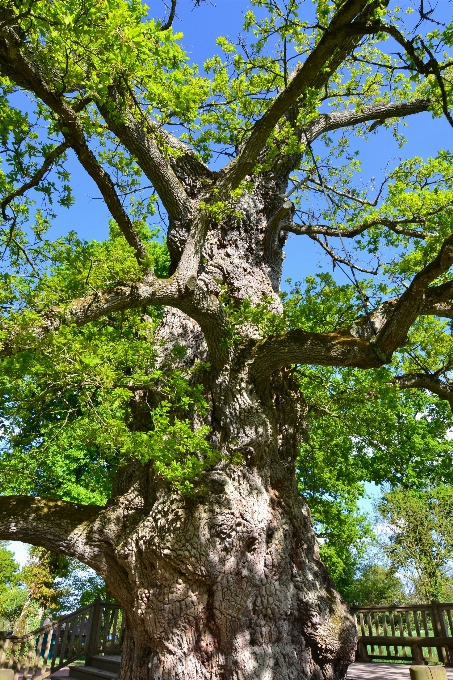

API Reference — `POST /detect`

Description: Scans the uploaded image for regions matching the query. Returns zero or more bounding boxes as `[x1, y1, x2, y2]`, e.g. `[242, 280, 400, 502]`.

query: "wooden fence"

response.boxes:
[351, 602, 453, 666]
[3, 599, 453, 677]
[0, 602, 123, 680]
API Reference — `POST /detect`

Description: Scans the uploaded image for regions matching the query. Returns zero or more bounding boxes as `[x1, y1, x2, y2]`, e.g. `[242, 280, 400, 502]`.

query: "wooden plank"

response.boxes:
[59, 619, 71, 667]
[446, 608, 453, 637]
[108, 609, 119, 649]
[0, 635, 9, 667]
[357, 635, 453, 645]
[31, 631, 45, 680]
[21, 637, 34, 680]
[414, 610, 422, 638]
[421, 610, 435, 662]
[41, 627, 53, 677]
[359, 613, 366, 638]
[436, 603, 453, 666]
[406, 610, 414, 637]
[101, 607, 111, 653]
[67, 614, 79, 665]
[76, 611, 88, 658]
[397, 612, 408, 658]
[49, 621, 63, 673]
[7, 641, 17, 670]
[373, 613, 383, 656]
[351, 605, 440, 612]
[14, 640, 25, 680]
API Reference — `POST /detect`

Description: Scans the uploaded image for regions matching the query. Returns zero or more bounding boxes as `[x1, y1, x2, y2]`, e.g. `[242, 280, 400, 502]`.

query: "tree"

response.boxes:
[0, 542, 26, 628]
[13, 547, 71, 634]
[348, 564, 406, 606]
[378, 487, 453, 602]
[1, 0, 453, 678]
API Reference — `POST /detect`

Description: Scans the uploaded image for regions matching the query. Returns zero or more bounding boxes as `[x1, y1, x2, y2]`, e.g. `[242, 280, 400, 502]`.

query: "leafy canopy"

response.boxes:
[0, 0, 452, 572]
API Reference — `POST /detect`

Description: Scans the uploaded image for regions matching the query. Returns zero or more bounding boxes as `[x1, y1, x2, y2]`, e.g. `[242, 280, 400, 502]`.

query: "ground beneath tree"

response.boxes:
[39, 660, 453, 680]
[347, 663, 453, 680]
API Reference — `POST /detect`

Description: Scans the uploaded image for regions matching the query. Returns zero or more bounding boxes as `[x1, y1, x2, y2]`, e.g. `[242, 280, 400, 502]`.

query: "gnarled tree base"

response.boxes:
[109, 466, 357, 680]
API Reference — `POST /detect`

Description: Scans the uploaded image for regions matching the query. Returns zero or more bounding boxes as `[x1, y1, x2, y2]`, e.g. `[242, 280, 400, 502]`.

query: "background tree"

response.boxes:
[12, 547, 70, 634]
[55, 561, 111, 613]
[0, 542, 26, 629]
[0, 0, 453, 679]
[347, 564, 406, 606]
[377, 486, 453, 602]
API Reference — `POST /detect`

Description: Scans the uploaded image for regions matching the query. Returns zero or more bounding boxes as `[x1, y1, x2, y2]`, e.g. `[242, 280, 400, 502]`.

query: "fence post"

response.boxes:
[84, 601, 101, 666]
[433, 601, 453, 667]
[430, 601, 449, 665]
[0, 632, 6, 667]
[357, 641, 371, 662]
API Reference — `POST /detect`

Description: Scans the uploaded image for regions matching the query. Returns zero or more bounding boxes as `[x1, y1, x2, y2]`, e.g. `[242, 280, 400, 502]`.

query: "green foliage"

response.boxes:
[13, 546, 71, 633]
[0, 222, 216, 499]
[377, 486, 453, 602]
[0, 542, 19, 587]
[348, 564, 406, 606]
[0, 542, 26, 628]
[0, 0, 453, 592]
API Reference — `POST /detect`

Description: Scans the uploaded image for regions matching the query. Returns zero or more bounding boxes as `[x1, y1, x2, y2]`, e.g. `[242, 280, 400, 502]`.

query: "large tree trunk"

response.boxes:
[105, 461, 356, 680]
[98, 180, 358, 678]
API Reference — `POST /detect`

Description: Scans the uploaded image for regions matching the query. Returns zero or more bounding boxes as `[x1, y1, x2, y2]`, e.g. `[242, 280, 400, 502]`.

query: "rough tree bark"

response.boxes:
[0, 0, 452, 678]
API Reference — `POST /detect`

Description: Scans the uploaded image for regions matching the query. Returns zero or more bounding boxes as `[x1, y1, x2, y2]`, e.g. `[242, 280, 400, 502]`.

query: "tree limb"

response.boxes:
[286, 216, 430, 239]
[394, 372, 453, 410]
[0, 495, 102, 565]
[98, 97, 194, 222]
[422, 281, 453, 318]
[0, 495, 135, 601]
[0, 264, 228, 368]
[251, 234, 453, 377]
[303, 98, 433, 145]
[1, 141, 70, 220]
[217, 0, 387, 193]
[0, 27, 149, 266]
[160, 0, 177, 31]
[373, 234, 453, 360]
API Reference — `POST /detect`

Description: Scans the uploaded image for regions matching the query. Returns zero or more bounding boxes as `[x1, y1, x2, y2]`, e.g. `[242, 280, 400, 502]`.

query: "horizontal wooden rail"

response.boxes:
[358, 636, 453, 646]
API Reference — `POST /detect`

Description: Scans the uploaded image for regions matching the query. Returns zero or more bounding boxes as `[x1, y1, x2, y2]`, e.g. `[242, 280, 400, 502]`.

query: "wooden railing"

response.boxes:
[0, 602, 123, 680]
[351, 602, 453, 666]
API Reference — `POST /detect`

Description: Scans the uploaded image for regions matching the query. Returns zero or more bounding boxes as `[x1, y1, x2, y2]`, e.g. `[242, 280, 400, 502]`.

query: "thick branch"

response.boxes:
[373, 234, 453, 359]
[0, 267, 228, 367]
[217, 0, 385, 192]
[99, 98, 193, 222]
[0, 495, 102, 564]
[422, 281, 453, 318]
[286, 216, 430, 239]
[303, 98, 433, 144]
[0, 27, 148, 265]
[394, 372, 453, 410]
[144, 117, 214, 184]
[251, 234, 453, 377]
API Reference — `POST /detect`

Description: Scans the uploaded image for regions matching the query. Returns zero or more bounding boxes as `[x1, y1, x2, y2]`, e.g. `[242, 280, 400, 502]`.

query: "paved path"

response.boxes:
[347, 663, 453, 680]
[20, 661, 453, 680]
